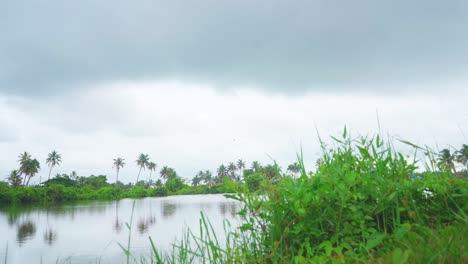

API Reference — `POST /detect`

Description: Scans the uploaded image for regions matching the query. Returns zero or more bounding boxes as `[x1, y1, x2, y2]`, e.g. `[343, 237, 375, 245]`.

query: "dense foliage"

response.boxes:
[143, 132, 467, 263]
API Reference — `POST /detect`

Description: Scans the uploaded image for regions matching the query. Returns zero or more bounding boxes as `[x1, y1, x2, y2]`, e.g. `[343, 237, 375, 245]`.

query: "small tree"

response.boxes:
[8, 170, 23, 187]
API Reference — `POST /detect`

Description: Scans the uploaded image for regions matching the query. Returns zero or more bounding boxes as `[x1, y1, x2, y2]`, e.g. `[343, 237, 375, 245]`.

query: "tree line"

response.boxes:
[5, 144, 467, 188]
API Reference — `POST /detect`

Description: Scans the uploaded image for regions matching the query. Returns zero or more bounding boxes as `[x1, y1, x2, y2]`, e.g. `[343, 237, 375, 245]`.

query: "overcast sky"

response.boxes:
[1, 0, 467, 183]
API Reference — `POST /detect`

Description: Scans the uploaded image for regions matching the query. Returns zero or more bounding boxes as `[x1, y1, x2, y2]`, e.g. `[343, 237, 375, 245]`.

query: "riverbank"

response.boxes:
[142, 135, 468, 263]
[0, 182, 235, 205]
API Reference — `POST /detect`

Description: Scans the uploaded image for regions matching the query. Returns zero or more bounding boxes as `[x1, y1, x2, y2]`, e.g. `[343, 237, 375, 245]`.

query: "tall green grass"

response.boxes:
[136, 131, 467, 263]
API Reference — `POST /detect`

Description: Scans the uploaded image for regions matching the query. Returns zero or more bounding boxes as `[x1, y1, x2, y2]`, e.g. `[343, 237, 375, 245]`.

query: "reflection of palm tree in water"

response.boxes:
[162, 202, 177, 219]
[219, 203, 227, 216]
[137, 201, 156, 234]
[114, 201, 123, 233]
[17, 221, 36, 246]
[44, 206, 57, 246]
[43, 228, 57, 245]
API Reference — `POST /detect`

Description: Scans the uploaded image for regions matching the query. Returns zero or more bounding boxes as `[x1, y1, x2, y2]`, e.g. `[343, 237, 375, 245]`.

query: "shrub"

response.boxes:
[147, 187, 168, 197]
[244, 173, 265, 192]
[46, 184, 65, 202]
[165, 177, 186, 193]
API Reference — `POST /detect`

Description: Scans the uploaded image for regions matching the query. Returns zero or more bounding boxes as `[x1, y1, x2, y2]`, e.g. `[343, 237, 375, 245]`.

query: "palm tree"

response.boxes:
[251, 161, 261, 173]
[438, 149, 457, 174]
[192, 171, 204, 186]
[203, 170, 213, 188]
[287, 162, 300, 177]
[147, 162, 157, 182]
[46, 150, 62, 182]
[160, 166, 171, 183]
[456, 144, 468, 170]
[135, 154, 149, 184]
[228, 162, 237, 181]
[18, 151, 31, 181]
[237, 159, 246, 178]
[8, 170, 22, 187]
[22, 158, 41, 186]
[217, 164, 227, 178]
[113, 158, 125, 183]
[70, 171, 79, 181]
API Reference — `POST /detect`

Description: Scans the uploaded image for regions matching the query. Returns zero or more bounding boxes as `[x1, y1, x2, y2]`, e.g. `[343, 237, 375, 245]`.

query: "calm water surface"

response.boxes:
[0, 194, 240, 263]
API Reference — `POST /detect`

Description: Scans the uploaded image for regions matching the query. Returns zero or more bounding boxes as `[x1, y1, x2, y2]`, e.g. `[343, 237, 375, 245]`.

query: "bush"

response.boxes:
[46, 184, 65, 202]
[165, 177, 186, 193]
[244, 173, 265, 192]
[125, 186, 147, 198]
[147, 187, 168, 197]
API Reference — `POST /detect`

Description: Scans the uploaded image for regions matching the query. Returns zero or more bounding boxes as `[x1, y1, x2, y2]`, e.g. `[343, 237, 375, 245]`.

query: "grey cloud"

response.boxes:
[1, 0, 468, 96]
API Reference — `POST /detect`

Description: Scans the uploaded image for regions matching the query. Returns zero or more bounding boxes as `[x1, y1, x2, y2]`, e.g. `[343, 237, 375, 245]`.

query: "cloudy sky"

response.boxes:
[1, 0, 467, 183]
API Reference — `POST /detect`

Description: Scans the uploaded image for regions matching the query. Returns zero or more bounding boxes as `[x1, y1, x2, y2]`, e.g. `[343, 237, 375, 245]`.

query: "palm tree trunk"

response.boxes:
[116, 169, 119, 184]
[26, 175, 31, 186]
[136, 167, 142, 185]
[149, 171, 153, 182]
[48, 166, 53, 181]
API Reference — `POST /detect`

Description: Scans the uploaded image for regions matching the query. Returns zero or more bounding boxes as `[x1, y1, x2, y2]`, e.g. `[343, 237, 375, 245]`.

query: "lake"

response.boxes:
[0, 194, 240, 263]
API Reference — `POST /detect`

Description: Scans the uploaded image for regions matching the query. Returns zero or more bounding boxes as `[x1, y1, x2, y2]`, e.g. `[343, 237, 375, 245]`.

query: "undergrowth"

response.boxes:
[131, 131, 467, 263]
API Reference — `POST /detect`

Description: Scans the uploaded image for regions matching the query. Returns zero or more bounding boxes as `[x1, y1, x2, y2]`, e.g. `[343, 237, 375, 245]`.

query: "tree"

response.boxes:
[251, 161, 261, 173]
[46, 150, 62, 182]
[287, 162, 300, 177]
[202, 170, 213, 188]
[18, 151, 31, 182]
[456, 144, 468, 170]
[438, 149, 457, 174]
[160, 166, 174, 183]
[22, 158, 41, 186]
[228, 162, 238, 181]
[113, 158, 125, 183]
[192, 171, 203, 186]
[135, 154, 149, 185]
[70, 171, 79, 181]
[147, 162, 157, 182]
[8, 170, 22, 187]
[217, 164, 227, 178]
[237, 159, 246, 179]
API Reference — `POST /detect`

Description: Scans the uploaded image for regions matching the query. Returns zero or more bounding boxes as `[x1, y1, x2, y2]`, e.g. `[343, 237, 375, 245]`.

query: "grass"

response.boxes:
[128, 131, 467, 263]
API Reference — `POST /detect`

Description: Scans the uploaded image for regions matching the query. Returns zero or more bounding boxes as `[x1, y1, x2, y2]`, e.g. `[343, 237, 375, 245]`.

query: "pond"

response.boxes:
[0, 194, 241, 263]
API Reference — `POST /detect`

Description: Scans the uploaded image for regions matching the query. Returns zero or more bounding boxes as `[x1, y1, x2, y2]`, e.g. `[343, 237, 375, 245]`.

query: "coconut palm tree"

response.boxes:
[113, 158, 125, 183]
[135, 154, 149, 184]
[147, 162, 157, 182]
[456, 144, 468, 170]
[160, 166, 172, 183]
[251, 161, 261, 173]
[18, 151, 31, 181]
[203, 170, 213, 188]
[217, 164, 227, 178]
[22, 158, 41, 186]
[237, 159, 245, 178]
[287, 162, 300, 177]
[46, 150, 62, 182]
[228, 162, 238, 181]
[8, 170, 22, 187]
[70, 171, 79, 181]
[438, 149, 457, 174]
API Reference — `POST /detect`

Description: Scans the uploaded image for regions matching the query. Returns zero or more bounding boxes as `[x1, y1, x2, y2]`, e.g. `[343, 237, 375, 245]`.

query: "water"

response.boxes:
[0, 194, 240, 263]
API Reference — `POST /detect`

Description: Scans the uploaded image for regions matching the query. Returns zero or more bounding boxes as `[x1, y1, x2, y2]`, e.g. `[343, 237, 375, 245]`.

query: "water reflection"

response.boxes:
[137, 216, 156, 234]
[0, 194, 241, 263]
[219, 202, 238, 217]
[113, 201, 123, 233]
[17, 221, 36, 245]
[162, 202, 176, 218]
[43, 228, 57, 246]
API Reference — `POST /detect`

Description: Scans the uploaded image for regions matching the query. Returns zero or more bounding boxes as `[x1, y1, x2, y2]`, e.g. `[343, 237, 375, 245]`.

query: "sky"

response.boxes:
[1, 0, 467, 183]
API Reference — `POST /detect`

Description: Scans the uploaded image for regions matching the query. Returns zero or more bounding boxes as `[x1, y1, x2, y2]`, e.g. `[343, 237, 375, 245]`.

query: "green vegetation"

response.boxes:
[125, 131, 467, 263]
[1, 131, 467, 263]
